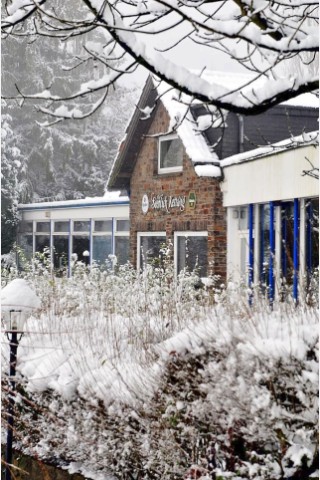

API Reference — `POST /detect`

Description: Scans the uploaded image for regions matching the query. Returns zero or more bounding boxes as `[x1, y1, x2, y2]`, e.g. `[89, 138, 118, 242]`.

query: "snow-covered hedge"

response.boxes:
[1, 261, 319, 480]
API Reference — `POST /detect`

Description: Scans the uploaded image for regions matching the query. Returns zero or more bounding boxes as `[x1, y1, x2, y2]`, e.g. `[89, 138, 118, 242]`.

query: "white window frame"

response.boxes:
[137, 231, 166, 270]
[174, 231, 208, 276]
[227, 206, 251, 282]
[158, 134, 183, 174]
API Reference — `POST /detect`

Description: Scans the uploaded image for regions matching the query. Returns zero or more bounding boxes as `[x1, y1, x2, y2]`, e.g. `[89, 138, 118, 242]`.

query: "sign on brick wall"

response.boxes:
[142, 193, 186, 214]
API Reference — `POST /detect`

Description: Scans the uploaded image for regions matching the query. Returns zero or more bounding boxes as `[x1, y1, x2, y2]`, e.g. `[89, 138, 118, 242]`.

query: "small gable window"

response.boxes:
[158, 134, 183, 174]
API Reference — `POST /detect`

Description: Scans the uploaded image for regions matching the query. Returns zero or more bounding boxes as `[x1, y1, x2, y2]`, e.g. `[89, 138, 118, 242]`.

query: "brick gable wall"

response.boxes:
[129, 102, 227, 280]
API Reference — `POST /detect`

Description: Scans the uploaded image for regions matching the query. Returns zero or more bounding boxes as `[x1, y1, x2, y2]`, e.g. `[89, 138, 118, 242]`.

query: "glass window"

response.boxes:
[176, 234, 208, 277]
[19, 221, 33, 233]
[94, 220, 112, 232]
[240, 237, 247, 277]
[159, 136, 183, 172]
[54, 221, 69, 233]
[53, 236, 69, 270]
[19, 234, 33, 260]
[138, 234, 166, 269]
[92, 236, 112, 266]
[36, 222, 50, 233]
[72, 236, 90, 264]
[239, 208, 248, 230]
[306, 198, 319, 276]
[260, 204, 269, 286]
[35, 235, 50, 253]
[116, 219, 130, 232]
[281, 202, 294, 284]
[259, 203, 276, 289]
[115, 236, 130, 266]
[73, 221, 90, 233]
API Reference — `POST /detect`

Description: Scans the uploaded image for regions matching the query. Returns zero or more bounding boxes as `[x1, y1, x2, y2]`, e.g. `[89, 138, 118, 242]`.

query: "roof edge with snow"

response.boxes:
[108, 75, 222, 191]
[220, 131, 319, 168]
[108, 73, 318, 189]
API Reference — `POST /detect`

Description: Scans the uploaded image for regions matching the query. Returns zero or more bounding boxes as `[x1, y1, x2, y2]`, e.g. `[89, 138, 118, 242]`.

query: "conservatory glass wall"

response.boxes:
[228, 197, 319, 301]
[19, 217, 130, 274]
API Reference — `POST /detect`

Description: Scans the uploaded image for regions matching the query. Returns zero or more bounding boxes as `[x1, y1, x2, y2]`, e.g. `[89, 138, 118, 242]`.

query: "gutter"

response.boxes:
[18, 200, 130, 211]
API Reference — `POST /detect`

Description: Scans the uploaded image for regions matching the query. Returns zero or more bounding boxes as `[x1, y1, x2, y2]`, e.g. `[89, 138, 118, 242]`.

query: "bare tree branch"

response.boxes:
[2, 0, 318, 120]
[302, 156, 319, 180]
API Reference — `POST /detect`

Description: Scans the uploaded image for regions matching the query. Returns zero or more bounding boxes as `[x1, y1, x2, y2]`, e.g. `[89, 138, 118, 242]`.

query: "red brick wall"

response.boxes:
[130, 102, 227, 280]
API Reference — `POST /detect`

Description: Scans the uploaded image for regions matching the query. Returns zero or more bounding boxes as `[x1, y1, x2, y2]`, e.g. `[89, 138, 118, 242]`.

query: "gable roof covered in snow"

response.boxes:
[108, 73, 318, 190]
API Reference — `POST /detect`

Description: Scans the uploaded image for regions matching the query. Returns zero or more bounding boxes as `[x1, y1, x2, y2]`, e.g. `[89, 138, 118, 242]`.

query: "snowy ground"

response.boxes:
[1, 262, 319, 480]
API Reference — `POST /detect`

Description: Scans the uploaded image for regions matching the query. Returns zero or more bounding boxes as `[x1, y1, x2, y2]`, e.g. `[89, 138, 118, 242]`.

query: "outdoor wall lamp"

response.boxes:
[1, 279, 41, 480]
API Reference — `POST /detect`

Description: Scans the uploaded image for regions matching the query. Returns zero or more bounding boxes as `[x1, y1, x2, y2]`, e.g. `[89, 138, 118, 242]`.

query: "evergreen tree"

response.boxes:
[1, 109, 30, 253]
[2, 17, 136, 201]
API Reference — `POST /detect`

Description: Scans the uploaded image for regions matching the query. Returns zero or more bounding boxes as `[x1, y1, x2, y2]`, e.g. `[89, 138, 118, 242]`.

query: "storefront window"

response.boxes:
[53, 236, 69, 270]
[92, 236, 112, 266]
[35, 235, 50, 253]
[158, 135, 183, 173]
[175, 233, 208, 277]
[138, 233, 166, 270]
[36, 222, 50, 233]
[54, 221, 69, 233]
[259, 204, 275, 288]
[306, 198, 319, 278]
[20, 221, 33, 233]
[240, 237, 247, 277]
[94, 220, 112, 232]
[19, 234, 33, 260]
[116, 219, 130, 232]
[281, 202, 294, 284]
[115, 236, 130, 265]
[73, 220, 90, 233]
[239, 208, 248, 230]
[72, 235, 90, 264]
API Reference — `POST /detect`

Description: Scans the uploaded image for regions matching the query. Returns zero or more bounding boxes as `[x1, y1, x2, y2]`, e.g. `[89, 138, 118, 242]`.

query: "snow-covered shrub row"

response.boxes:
[1, 261, 319, 480]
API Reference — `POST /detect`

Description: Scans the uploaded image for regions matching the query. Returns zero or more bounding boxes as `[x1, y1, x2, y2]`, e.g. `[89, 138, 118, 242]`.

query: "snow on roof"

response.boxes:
[152, 71, 317, 177]
[156, 80, 220, 167]
[194, 164, 221, 177]
[1, 279, 41, 311]
[18, 191, 129, 210]
[221, 130, 319, 168]
[109, 71, 317, 186]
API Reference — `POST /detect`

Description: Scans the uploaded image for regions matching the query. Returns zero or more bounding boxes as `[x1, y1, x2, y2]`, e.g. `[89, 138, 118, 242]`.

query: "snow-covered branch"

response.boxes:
[1, 0, 319, 117]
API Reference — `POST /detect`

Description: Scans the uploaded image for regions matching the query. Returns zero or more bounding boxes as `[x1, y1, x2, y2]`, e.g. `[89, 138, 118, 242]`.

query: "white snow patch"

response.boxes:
[1, 279, 41, 311]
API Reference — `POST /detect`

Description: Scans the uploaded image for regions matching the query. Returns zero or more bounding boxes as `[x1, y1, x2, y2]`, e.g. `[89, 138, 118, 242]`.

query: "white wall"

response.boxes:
[221, 145, 319, 207]
[20, 204, 129, 221]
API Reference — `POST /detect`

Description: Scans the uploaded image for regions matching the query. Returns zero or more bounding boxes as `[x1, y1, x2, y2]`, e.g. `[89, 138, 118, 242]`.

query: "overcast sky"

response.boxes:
[123, 28, 247, 89]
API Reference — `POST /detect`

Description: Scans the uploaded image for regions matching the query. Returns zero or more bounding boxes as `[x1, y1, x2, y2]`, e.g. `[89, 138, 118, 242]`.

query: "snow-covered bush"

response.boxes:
[1, 264, 318, 480]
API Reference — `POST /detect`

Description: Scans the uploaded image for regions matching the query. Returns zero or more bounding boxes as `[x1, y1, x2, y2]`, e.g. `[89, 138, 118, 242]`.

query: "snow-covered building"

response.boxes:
[18, 194, 130, 274]
[221, 135, 319, 301]
[108, 74, 318, 299]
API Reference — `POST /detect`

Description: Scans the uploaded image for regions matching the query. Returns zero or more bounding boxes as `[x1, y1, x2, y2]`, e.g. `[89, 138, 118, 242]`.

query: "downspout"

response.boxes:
[238, 114, 244, 153]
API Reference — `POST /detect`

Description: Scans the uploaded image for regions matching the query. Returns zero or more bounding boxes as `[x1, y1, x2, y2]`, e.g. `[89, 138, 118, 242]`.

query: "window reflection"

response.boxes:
[139, 235, 166, 270]
[177, 235, 207, 277]
[53, 236, 69, 270]
[92, 236, 112, 266]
